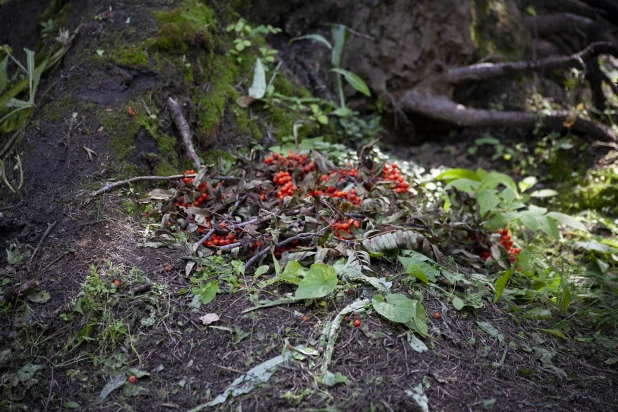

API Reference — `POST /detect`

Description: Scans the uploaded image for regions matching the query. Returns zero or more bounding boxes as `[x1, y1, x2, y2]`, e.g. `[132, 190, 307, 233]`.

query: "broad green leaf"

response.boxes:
[406, 332, 428, 353]
[322, 371, 348, 386]
[295, 263, 338, 299]
[372, 294, 415, 323]
[519, 210, 559, 239]
[480, 171, 518, 194]
[398, 256, 438, 282]
[477, 190, 500, 216]
[436, 168, 481, 182]
[523, 308, 551, 320]
[452, 296, 465, 310]
[477, 321, 504, 343]
[65, 401, 80, 409]
[445, 178, 481, 193]
[404, 263, 428, 284]
[518, 176, 537, 192]
[192, 281, 218, 305]
[291, 34, 332, 49]
[530, 189, 558, 198]
[537, 328, 566, 340]
[330, 68, 371, 96]
[494, 269, 512, 303]
[546, 212, 588, 232]
[254, 265, 269, 279]
[248, 58, 266, 99]
[279, 260, 304, 285]
[27, 290, 51, 303]
[406, 302, 428, 336]
[25, 48, 35, 102]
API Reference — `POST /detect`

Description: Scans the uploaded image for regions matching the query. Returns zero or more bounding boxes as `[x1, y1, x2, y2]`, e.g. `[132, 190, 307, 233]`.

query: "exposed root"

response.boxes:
[400, 90, 616, 141]
[446, 42, 618, 84]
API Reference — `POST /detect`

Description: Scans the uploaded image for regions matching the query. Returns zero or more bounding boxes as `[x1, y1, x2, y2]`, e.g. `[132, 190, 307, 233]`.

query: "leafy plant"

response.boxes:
[225, 18, 280, 63]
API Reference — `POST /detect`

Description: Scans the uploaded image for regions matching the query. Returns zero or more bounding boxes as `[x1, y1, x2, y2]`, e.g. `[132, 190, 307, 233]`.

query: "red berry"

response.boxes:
[353, 319, 361, 327]
[434, 312, 441, 319]
[128, 375, 137, 384]
[302, 315, 308, 322]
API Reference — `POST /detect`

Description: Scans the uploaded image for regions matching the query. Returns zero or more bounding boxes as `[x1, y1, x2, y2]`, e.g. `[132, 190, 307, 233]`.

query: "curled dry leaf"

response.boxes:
[199, 313, 220, 325]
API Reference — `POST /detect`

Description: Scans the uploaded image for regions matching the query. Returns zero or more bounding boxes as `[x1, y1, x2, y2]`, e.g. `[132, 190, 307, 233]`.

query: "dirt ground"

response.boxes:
[1, 0, 618, 411]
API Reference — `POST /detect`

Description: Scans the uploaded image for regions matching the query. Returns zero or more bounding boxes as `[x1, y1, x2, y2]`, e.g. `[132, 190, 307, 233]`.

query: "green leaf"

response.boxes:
[330, 68, 371, 96]
[406, 332, 428, 353]
[537, 328, 566, 340]
[295, 263, 338, 299]
[558, 280, 571, 315]
[291, 34, 332, 49]
[494, 269, 513, 303]
[404, 263, 428, 284]
[64, 401, 80, 409]
[248, 58, 266, 99]
[405, 302, 429, 336]
[322, 371, 348, 386]
[372, 294, 415, 324]
[192, 281, 218, 305]
[523, 308, 551, 319]
[331, 25, 347, 68]
[530, 189, 558, 198]
[0, 55, 8, 95]
[478, 190, 500, 216]
[27, 290, 51, 303]
[444, 178, 481, 193]
[520, 213, 559, 239]
[254, 265, 269, 279]
[477, 321, 504, 343]
[436, 168, 482, 182]
[279, 261, 304, 285]
[546, 212, 588, 232]
[518, 176, 537, 192]
[479, 171, 518, 194]
[452, 296, 465, 310]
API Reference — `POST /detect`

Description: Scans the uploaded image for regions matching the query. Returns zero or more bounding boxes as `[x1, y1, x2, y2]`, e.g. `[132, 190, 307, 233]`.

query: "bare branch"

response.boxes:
[92, 173, 194, 196]
[400, 90, 616, 141]
[167, 96, 201, 169]
[447, 42, 618, 84]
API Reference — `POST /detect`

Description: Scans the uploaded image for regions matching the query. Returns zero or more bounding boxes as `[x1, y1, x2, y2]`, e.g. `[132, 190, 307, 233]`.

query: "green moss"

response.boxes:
[151, 0, 215, 54]
[471, 0, 530, 59]
[110, 46, 149, 68]
[123, 200, 137, 214]
[39, 0, 72, 29]
[97, 106, 141, 161]
[38, 95, 80, 122]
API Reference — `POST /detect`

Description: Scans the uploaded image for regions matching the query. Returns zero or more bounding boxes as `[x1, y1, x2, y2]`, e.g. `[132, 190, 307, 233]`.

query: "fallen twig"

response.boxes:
[167, 96, 201, 169]
[193, 228, 216, 252]
[92, 173, 195, 196]
[29, 221, 57, 265]
[130, 283, 153, 295]
[244, 231, 325, 270]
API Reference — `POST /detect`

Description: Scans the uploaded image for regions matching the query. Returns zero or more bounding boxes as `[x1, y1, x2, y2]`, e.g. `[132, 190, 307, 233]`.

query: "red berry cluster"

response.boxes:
[331, 218, 361, 239]
[204, 232, 238, 247]
[264, 151, 315, 174]
[182, 169, 196, 184]
[273, 171, 297, 199]
[497, 228, 521, 262]
[478, 228, 521, 262]
[383, 163, 410, 194]
[274, 239, 301, 256]
[344, 312, 362, 327]
[310, 187, 362, 205]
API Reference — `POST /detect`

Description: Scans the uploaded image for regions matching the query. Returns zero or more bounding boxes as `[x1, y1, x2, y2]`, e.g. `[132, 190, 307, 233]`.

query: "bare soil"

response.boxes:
[1, 1, 617, 411]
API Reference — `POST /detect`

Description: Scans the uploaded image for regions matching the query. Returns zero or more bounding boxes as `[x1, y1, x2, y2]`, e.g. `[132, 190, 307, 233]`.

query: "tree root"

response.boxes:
[446, 42, 618, 84]
[400, 91, 616, 141]
[399, 42, 618, 141]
